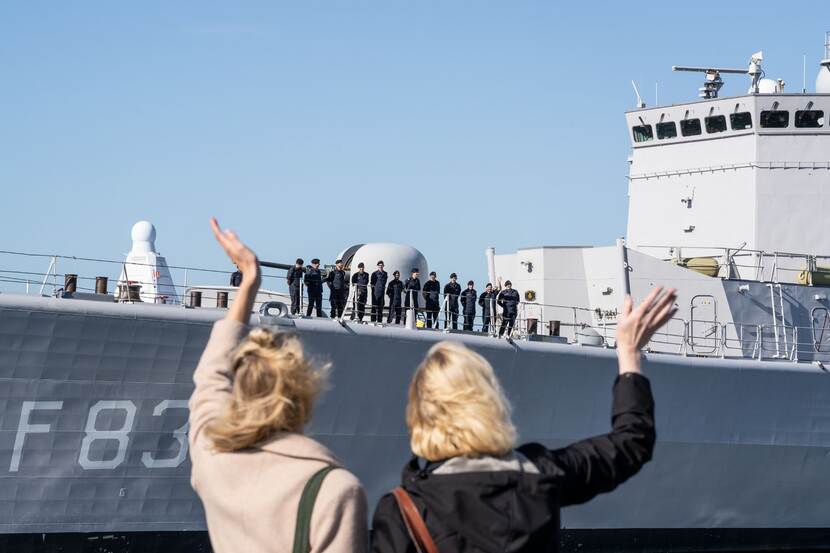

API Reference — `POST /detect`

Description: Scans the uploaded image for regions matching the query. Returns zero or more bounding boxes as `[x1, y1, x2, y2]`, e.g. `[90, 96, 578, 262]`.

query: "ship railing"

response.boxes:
[636, 244, 830, 284]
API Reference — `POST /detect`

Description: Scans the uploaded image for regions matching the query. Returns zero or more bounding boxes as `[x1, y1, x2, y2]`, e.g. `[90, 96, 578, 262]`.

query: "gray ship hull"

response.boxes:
[1, 294, 828, 551]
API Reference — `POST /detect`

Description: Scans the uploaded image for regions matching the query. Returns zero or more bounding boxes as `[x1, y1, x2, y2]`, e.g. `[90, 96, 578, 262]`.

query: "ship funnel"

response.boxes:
[817, 31, 830, 93]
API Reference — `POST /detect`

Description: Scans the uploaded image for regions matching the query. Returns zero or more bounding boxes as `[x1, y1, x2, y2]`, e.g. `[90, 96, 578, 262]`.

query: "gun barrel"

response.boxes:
[259, 260, 293, 271]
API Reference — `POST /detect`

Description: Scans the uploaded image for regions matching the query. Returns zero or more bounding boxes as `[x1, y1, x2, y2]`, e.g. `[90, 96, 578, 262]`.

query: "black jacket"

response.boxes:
[460, 288, 477, 315]
[444, 282, 461, 309]
[386, 279, 404, 306]
[478, 290, 497, 315]
[352, 271, 369, 298]
[371, 373, 655, 553]
[286, 266, 304, 289]
[497, 288, 521, 317]
[404, 277, 421, 307]
[303, 268, 323, 296]
[371, 270, 388, 300]
[327, 268, 349, 293]
[423, 279, 441, 305]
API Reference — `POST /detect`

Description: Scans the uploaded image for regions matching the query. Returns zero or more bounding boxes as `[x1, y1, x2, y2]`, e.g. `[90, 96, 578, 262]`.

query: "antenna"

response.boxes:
[672, 51, 764, 98]
[803, 53, 807, 93]
[631, 80, 645, 109]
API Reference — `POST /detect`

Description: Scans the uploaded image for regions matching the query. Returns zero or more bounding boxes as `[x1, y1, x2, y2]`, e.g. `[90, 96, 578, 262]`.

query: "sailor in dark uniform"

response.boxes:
[443, 273, 461, 329]
[304, 259, 324, 317]
[460, 280, 477, 331]
[285, 258, 304, 315]
[386, 270, 404, 324]
[404, 268, 421, 320]
[370, 260, 388, 322]
[230, 265, 243, 287]
[327, 259, 349, 319]
[422, 272, 441, 328]
[351, 262, 369, 322]
[478, 282, 497, 334]
[497, 280, 521, 338]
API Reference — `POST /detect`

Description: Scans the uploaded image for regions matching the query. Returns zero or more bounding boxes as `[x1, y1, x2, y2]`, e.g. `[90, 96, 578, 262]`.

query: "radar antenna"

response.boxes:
[672, 51, 764, 98]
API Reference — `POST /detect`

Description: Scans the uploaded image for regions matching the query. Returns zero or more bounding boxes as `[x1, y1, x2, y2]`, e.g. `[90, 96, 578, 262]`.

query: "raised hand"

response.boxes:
[616, 286, 678, 374]
[210, 218, 261, 289]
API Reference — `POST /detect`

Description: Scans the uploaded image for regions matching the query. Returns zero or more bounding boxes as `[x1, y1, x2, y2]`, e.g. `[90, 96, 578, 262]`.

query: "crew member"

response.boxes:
[370, 260, 388, 322]
[304, 259, 324, 317]
[327, 259, 349, 319]
[497, 280, 520, 338]
[404, 268, 421, 322]
[351, 262, 369, 322]
[422, 272, 441, 329]
[386, 270, 404, 324]
[478, 282, 497, 334]
[460, 280, 477, 331]
[230, 265, 243, 287]
[285, 258, 304, 315]
[443, 273, 461, 330]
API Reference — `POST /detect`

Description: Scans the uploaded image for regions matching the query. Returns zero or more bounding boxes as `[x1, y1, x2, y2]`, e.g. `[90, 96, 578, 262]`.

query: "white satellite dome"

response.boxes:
[130, 221, 156, 253]
[817, 63, 830, 94]
[757, 78, 783, 94]
[342, 243, 428, 279]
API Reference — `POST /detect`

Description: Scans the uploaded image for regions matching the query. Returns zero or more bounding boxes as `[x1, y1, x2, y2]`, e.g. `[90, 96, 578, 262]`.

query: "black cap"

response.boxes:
[311, 258, 320, 264]
[411, 268, 419, 273]
[429, 271, 436, 277]
[486, 282, 492, 287]
[450, 273, 457, 278]
[505, 280, 512, 286]
[393, 270, 400, 276]
[467, 280, 474, 286]
[377, 260, 384, 265]
[296, 258, 304, 265]
[336, 259, 343, 264]
[357, 262, 364, 268]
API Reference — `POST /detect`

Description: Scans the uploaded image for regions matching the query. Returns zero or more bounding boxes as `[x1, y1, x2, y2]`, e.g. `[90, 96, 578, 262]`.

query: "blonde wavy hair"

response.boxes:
[407, 341, 517, 461]
[205, 328, 326, 452]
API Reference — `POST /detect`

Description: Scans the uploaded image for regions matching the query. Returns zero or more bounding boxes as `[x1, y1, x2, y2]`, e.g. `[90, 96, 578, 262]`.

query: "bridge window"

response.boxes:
[795, 110, 825, 128]
[632, 125, 653, 143]
[656, 121, 677, 139]
[760, 110, 789, 128]
[730, 112, 753, 130]
[705, 115, 727, 134]
[680, 118, 702, 136]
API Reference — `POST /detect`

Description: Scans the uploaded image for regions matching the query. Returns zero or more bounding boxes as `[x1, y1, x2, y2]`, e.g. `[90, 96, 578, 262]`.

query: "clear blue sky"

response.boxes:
[2, 2, 827, 293]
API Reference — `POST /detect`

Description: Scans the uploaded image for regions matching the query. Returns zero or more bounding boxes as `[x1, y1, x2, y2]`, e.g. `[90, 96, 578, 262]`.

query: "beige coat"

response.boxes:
[189, 319, 368, 553]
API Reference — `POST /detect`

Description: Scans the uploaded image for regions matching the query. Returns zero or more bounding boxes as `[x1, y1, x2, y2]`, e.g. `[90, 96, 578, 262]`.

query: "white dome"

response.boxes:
[817, 64, 830, 94]
[757, 78, 781, 94]
[130, 221, 157, 253]
[349, 243, 428, 279]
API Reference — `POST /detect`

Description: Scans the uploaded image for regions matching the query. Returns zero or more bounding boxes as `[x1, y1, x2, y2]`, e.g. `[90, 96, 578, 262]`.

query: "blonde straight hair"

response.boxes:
[407, 341, 517, 461]
[205, 328, 326, 452]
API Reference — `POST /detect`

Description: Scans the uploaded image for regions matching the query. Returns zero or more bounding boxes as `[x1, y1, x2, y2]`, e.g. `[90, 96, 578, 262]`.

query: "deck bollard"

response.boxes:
[95, 276, 108, 295]
[217, 291, 228, 309]
[64, 274, 78, 294]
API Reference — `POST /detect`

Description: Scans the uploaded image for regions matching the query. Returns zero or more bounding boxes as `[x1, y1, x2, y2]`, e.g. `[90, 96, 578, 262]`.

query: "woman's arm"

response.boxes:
[519, 287, 677, 506]
[188, 219, 262, 446]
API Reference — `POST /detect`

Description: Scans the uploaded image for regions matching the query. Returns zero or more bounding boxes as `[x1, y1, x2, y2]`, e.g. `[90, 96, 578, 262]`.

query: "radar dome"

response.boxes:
[130, 221, 157, 253]
[757, 78, 783, 94]
[345, 243, 428, 280]
[817, 63, 830, 93]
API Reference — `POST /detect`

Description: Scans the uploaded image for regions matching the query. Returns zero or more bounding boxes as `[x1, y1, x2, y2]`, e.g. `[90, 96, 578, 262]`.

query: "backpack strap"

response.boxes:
[391, 487, 439, 553]
[293, 465, 337, 553]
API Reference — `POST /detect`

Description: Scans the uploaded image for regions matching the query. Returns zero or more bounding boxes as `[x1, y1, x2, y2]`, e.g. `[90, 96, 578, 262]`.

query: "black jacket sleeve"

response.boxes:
[371, 493, 415, 553]
[518, 372, 655, 507]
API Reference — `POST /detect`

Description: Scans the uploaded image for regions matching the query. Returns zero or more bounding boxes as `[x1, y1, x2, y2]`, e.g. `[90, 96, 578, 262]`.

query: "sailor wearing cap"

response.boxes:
[443, 273, 461, 330]
[351, 262, 369, 322]
[304, 258, 324, 317]
[370, 261, 388, 322]
[327, 259, 349, 319]
[497, 280, 520, 338]
[404, 268, 421, 319]
[386, 270, 404, 324]
[422, 272, 441, 329]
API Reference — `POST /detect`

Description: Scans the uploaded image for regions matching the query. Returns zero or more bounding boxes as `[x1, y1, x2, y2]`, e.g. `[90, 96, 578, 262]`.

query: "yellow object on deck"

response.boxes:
[679, 257, 720, 278]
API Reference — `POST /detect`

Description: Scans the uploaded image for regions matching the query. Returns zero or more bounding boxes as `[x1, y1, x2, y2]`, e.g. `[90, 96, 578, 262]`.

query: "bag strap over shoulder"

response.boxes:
[391, 487, 439, 553]
[293, 465, 337, 553]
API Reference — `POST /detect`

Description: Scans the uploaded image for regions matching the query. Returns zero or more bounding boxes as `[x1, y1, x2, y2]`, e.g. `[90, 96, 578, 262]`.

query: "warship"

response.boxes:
[2, 35, 830, 552]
